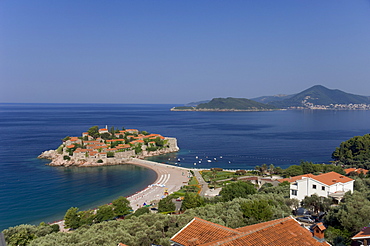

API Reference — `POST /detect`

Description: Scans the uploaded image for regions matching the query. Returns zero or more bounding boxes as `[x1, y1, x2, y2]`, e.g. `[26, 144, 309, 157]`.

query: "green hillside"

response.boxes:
[269, 85, 370, 108]
[196, 97, 277, 110]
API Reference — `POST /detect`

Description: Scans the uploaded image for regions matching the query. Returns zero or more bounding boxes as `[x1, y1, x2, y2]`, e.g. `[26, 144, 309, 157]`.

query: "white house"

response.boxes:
[278, 172, 354, 202]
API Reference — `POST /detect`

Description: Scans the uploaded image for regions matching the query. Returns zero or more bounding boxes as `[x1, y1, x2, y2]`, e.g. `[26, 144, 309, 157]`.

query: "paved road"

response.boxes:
[193, 170, 210, 197]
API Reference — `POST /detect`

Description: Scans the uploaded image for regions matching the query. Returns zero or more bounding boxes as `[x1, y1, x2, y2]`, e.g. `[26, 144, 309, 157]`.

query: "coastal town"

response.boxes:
[38, 126, 179, 166]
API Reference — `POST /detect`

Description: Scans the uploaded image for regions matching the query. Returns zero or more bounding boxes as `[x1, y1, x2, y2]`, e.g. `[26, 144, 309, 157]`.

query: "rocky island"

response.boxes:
[38, 126, 179, 167]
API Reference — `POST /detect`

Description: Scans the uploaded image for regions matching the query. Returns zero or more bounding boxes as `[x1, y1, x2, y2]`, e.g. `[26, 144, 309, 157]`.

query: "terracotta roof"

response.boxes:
[278, 174, 315, 183]
[69, 137, 79, 141]
[171, 217, 330, 246]
[106, 139, 125, 142]
[352, 227, 370, 240]
[66, 144, 75, 149]
[278, 172, 353, 186]
[171, 217, 240, 245]
[344, 168, 368, 175]
[313, 172, 353, 186]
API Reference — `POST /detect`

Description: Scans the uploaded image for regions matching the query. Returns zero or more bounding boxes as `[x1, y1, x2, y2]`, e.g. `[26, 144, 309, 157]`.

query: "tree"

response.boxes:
[301, 194, 332, 214]
[283, 165, 303, 177]
[131, 207, 150, 217]
[181, 193, 204, 210]
[158, 196, 176, 213]
[77, 210, 95, 226]
[300, 161, 315, 174]
[240, 199, 273, 223]
[87, 126, 100, 139]
[95, 204, 115, 223]
[219, 181, 256, 202]
[112, 196, 132, 217]
[3, 224, 37, 246]
[64, 207, 80, 229]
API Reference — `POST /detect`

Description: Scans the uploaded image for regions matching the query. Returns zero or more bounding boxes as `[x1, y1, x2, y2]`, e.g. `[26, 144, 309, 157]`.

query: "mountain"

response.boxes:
[196, 97, 277, 111]
[269, 85, 370, 108]
[252, 94, 295, 104]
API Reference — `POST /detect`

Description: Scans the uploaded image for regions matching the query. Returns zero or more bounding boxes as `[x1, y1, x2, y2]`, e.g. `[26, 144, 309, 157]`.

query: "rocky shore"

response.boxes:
[38, 146, 179, 167]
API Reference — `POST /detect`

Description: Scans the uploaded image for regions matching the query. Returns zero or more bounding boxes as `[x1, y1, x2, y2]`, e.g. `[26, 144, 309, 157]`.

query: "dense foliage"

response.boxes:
[196, 97, 277, 110]
[332, 134, 370, 168]
[281, 161, 345, 177]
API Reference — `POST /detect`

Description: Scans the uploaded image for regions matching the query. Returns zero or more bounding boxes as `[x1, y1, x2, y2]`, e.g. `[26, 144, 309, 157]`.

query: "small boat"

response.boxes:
[207, 160, 212, 163]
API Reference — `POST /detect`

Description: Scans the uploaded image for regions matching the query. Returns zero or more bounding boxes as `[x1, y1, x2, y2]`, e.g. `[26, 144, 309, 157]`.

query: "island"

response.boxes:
[38, 126, 179, 167]
[171, 97, 278, 111]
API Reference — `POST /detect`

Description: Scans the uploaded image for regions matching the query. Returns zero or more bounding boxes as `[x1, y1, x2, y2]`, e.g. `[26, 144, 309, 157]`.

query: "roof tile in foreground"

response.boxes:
[171, 216, 331, 246]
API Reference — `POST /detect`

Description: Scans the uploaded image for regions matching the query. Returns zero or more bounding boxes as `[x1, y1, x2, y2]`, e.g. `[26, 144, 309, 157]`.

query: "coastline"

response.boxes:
[52, 158, 190, 231]
[125, 158, 190, 209]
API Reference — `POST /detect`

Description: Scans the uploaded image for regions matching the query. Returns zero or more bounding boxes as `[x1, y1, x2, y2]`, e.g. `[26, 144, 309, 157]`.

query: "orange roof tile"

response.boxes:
[67, 144, 75, 149]
[278, 172, 353, 186]
[106, 139, 125, 142]
[278, 174, 316, 183]
[171, 217, 240, 245]
[352, 227, 370, 240]
[313, 172, 353, 186]
[344, 168, 368, 175]
[171, 217, 330, 246]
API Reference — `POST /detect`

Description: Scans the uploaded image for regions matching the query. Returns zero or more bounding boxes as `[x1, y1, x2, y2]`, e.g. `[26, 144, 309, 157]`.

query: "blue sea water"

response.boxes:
[1, 103, 370, 230]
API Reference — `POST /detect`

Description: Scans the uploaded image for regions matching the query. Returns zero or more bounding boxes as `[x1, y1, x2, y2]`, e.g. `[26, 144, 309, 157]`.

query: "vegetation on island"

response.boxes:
[332, 133, 370, 168]
[172, 97, 277, 111]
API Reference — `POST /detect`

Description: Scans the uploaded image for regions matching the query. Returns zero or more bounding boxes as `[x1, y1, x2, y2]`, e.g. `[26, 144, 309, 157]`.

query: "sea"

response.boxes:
[0, 103, 369, 230]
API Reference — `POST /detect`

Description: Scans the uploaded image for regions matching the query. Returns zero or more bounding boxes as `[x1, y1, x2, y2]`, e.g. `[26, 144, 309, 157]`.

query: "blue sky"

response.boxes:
[1, 1, 370, 104]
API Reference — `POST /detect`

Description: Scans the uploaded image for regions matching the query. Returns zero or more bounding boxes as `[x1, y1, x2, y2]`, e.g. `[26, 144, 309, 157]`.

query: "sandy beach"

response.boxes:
[125, 158, 190, 210]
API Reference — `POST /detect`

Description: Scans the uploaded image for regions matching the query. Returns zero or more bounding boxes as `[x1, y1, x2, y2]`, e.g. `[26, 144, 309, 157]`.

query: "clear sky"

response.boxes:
[1, 1, 370, 104]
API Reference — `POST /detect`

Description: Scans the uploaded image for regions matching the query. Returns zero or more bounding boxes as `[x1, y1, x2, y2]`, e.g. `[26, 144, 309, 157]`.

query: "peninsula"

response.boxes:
[38, 126, 179, 167]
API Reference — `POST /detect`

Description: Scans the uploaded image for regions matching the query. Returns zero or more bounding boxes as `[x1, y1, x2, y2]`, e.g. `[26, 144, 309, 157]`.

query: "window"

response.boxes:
[292, 190, 297, 196]
[312, 184, 317, 189]
[322, 186, 325, 191]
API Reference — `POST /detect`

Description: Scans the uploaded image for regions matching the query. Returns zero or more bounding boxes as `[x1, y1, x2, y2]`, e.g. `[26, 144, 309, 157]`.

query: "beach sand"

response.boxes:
[125, 158, 190, 210]
[52, 159, 190, 231]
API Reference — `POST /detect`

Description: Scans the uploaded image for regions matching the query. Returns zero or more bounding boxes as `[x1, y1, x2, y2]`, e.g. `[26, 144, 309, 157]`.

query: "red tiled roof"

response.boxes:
[171, 217, 330, 246]
[313, 172, 353, 186]
[344, 168, 368, 175]
[352, 227, 370, 240]
[106, 139, 125, 142]
[278, 174, 316, 183]
[278, 172, 353, 186]
[66, 144, 75, 149]
[171, 217, 240, 245]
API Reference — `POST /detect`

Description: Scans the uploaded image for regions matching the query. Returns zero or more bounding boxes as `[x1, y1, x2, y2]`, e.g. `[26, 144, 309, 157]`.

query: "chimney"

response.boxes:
[332, 179, 337, 183]
[312, 223, 326, 242]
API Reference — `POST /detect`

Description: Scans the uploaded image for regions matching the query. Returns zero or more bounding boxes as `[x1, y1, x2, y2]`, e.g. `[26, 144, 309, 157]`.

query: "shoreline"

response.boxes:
[51, 158, 190, 231]
[125, 158, 190, 210]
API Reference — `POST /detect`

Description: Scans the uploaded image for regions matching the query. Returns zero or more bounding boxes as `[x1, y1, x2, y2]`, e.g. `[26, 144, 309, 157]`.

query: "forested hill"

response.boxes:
[195, 97, 277, 111]
[268, 85, 370, 108]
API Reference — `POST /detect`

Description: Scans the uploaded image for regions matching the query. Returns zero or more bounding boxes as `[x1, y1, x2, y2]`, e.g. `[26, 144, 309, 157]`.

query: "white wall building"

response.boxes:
[279, 172, 354, 202]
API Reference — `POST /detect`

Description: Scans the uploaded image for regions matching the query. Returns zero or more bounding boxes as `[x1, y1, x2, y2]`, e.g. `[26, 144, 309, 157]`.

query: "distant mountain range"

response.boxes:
[177, 85, 370, 110]
[268, 85, 370, 108]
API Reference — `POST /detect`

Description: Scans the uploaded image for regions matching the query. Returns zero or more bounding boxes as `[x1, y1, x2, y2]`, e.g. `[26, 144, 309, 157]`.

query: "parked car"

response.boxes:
[296, 216, 314, 223]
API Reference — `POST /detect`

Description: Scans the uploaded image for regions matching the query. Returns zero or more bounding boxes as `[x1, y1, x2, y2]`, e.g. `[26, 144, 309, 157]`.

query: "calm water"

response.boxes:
[1, 103, 370, 230]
